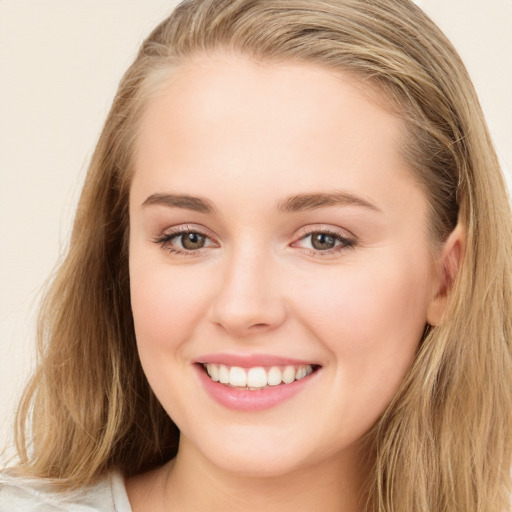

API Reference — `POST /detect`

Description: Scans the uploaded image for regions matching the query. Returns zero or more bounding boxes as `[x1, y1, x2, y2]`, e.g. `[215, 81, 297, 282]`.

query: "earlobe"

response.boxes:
[426, 224, 465, 326]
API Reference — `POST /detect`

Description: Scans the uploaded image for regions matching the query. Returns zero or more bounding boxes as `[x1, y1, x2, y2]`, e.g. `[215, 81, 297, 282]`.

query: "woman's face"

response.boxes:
[129, 54, 442, 477]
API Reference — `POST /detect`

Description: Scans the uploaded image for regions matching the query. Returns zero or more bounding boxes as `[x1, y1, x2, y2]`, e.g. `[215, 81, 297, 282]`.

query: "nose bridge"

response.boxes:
[209, 239, 286, 335]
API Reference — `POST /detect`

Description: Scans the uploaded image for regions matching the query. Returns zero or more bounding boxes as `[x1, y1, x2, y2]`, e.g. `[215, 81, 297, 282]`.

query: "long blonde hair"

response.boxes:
[13, 1, 512, 510]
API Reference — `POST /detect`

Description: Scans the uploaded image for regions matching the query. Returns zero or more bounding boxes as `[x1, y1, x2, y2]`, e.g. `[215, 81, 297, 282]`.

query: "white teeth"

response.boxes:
[203, 363, 314, 389]
[229, 366, 247, 387]
[247, 367, 267, 388]
[219, 364, 229, 384]
[267, 366, 282, 386]
[206, 363, 219, 381]
[282, 365, 296, 384]
[296, 366, 307, 380]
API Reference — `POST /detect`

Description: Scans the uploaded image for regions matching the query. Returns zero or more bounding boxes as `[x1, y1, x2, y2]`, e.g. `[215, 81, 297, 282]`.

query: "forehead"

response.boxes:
[131, 53, 420, 217]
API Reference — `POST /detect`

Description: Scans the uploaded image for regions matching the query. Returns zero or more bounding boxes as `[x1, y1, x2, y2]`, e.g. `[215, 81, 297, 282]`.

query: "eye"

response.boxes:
[309, 232, 339, 251]
[293, 229, 356, 255]
[178, 232, 207, 250]
[153, 226, 218, 255]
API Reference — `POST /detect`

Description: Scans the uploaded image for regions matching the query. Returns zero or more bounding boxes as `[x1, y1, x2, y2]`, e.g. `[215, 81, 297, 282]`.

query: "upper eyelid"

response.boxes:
[153, 228, 218, 257]
[293, 231, 355, 247]
[293, 224, 356, 240]
[160, 224, 217, 239]
[160, 224, 357, 240]
[157, 224, 355, 237]
[154, 223, 356, 246]
[152, 225, 219, 252]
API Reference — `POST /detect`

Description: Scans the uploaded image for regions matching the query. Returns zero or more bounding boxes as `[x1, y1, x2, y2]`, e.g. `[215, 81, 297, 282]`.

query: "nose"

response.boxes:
[208, 245, 287, 337]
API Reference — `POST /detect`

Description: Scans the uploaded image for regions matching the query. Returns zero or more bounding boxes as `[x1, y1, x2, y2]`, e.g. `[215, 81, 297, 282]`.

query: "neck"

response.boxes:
[149, 437, 371, 512]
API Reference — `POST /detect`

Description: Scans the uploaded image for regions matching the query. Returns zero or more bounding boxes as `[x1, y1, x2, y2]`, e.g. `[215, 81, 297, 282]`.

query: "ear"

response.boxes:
[426, 224, 465, 326]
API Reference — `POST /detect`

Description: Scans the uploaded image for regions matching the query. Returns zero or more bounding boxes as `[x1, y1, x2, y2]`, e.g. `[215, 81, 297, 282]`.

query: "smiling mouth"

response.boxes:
[200, 363, 319, 390]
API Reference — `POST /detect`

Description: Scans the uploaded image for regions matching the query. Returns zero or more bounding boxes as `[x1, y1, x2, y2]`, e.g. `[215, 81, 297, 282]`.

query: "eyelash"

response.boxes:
[152, 226, 357, 257]
[152, 225, 216, 257]
[294, 228, 356, 257]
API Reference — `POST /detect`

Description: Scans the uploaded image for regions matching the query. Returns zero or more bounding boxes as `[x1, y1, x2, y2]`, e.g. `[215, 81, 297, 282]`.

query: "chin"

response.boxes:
[180, 423, 311, 477]
[184, 421, 351, 480]
[209, 447, 309, 479]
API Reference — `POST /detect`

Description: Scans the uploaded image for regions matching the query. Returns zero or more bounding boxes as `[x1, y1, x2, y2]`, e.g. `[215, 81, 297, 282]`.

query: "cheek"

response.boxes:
[129, 257, 219, 422]
[129, 257, 213, 360]
[296, 251, 431, 342]
[290, 252, 431, 409]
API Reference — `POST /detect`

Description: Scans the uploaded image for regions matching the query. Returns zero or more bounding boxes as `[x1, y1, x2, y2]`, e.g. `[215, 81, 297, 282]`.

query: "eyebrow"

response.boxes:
[277, 192, 381, 213]
[142, 193, 215, 214]
[142, 190, 381, 215]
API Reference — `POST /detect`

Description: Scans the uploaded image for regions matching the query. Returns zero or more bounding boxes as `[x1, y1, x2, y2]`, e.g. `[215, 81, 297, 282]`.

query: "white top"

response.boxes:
[0, 470, 132, 512]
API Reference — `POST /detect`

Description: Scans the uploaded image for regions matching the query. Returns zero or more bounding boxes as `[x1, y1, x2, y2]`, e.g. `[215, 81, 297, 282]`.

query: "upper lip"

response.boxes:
[196, 353, 320, 368]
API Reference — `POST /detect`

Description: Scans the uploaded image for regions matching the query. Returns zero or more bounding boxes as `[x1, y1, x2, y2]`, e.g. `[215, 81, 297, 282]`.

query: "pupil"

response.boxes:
[182, 233, 205, 250]
[312, 233, 335, 250]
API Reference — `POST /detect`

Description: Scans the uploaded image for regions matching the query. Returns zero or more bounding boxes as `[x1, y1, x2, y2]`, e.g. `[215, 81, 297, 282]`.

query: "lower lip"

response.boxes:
[195, 365, 317, 412]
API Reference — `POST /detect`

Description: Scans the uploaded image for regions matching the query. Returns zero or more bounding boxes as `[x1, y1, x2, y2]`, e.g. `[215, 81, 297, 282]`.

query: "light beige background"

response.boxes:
[1, 0, 511, 458]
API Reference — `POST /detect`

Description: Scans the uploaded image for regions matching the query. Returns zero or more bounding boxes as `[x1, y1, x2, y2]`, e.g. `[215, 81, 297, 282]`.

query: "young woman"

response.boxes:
[2, 1, 511, 511]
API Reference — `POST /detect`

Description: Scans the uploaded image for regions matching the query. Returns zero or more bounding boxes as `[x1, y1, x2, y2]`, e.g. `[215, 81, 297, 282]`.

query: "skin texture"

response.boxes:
[127, 53, 451, 511]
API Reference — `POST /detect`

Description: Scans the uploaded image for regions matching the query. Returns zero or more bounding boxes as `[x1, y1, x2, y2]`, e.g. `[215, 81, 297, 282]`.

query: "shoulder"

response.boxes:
[0, 470, 132, 512]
